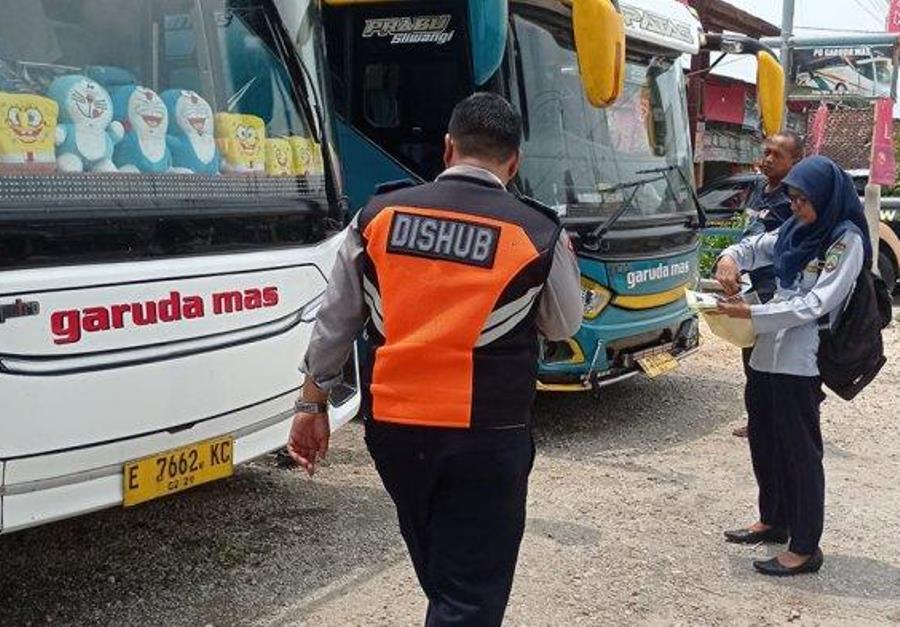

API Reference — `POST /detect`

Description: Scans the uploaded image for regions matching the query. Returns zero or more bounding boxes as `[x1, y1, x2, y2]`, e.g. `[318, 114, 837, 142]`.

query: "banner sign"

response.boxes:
[871, 0, 900, 186]
[789, 43, 897, 100]
[808, 102, 829, 155]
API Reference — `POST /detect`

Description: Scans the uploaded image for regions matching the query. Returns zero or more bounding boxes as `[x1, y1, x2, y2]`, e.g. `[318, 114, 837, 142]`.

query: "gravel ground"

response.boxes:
[2, 311, 899, 626]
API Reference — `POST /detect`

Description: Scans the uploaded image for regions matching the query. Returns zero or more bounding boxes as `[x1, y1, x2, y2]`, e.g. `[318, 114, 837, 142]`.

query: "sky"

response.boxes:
[711, 0, 898, 113]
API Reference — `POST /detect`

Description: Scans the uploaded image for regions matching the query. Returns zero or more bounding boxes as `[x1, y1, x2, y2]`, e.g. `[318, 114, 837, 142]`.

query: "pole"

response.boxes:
[864, 184, 882, 272]
[780, 0, 795, 132]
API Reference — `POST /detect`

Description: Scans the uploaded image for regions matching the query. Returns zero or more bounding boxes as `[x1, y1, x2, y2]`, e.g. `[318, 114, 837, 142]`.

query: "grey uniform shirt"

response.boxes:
[720, 229, 864, 376]
[301, 165, 584, 390]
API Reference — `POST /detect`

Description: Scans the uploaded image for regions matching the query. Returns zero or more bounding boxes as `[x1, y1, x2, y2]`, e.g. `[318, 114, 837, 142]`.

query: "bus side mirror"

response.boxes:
[757, 51, 784, 136]
[573, 0, 625, 108]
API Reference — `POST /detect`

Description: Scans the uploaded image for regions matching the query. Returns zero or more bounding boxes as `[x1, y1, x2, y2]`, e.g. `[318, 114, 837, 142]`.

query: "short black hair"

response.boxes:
[771, 130, 804, 160]
[448, 93, 522, 163]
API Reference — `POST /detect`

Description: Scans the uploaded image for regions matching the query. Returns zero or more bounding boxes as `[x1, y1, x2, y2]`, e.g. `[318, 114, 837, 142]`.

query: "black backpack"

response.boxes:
[818, 265, 892, 400]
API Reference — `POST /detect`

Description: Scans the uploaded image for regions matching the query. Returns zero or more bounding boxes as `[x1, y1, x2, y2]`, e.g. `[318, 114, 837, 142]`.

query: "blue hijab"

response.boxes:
[774, 156, 872, 285]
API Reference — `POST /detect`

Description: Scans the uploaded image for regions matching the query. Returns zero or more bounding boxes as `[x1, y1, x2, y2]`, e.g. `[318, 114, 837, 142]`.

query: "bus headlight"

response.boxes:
[581, 277, 612, 320]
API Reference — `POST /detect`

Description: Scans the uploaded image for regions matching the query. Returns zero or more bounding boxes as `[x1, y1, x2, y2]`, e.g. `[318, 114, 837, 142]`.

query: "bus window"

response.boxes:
[0, 0, 330, 270]
[324, 1, 472, 180]
[509, 11, 694, 223]
[364, 63, 401, 128]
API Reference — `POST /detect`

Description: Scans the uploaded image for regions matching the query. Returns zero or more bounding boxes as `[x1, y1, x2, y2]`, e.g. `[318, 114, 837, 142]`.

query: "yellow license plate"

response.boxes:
[637, 352, 679, 378]
[123, 436, 234, 507]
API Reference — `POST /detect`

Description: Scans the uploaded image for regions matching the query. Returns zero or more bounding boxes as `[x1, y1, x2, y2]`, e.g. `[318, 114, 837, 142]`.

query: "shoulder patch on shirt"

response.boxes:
[823, 241, 847, 273]
[387, 211, 500, 268]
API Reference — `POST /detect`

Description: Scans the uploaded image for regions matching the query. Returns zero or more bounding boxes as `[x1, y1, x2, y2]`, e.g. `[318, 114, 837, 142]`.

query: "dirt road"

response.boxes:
[2, 321, 898, 626]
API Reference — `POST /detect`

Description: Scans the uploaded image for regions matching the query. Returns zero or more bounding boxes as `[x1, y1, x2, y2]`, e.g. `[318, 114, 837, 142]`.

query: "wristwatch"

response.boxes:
[294, 399, 329, 414]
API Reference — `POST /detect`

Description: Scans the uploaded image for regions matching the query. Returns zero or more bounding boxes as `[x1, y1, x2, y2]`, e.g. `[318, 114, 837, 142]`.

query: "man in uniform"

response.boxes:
[288, 93, 582, 626]
[729, 131, 803, 439]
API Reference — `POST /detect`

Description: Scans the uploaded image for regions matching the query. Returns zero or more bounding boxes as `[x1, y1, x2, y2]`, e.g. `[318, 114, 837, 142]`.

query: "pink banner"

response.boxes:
[890, 0, 900, 31]
[809, 102, 829, 155]
[870, 0, 900, 186]
[870, 98, 896, 185]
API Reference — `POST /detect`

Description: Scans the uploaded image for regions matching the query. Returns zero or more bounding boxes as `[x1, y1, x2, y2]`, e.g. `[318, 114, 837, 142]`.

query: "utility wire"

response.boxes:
[861, 0, 887, 17]
[850, 0, 887, 24]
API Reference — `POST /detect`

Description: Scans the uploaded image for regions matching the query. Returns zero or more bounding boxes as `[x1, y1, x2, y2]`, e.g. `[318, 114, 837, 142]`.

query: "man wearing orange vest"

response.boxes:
[288, 93, 582, 626]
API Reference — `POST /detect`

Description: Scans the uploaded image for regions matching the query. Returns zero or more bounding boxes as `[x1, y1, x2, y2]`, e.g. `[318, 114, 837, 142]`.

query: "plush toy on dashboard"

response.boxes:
[215, 113, 265, 174]
[265, 137, 294, 176]
[47, 75, 123, 172]
[111, 85, 172, 173]
[0, 92, 59, 173]
[161, 89, 219, 174]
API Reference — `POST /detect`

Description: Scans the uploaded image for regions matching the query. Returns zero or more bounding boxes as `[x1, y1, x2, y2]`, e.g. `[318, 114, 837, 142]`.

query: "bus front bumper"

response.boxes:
[536, 315, 701, 393]
[0, 393, 359, 534]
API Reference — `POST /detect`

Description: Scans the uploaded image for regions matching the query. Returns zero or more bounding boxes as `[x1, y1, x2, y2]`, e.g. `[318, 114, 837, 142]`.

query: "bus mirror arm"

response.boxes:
[701, 32, 774, 57]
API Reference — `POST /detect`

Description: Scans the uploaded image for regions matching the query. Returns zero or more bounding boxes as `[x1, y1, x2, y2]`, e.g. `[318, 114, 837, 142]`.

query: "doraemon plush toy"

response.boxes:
[47, 75, 124, 172]
[111, 85, 172, 173]
[161, 89, 219, 174]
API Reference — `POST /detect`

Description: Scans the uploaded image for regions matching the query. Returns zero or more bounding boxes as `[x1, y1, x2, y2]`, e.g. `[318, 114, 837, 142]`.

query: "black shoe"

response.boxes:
[724, 526, 789, 544]
[753, 549, 824, 576]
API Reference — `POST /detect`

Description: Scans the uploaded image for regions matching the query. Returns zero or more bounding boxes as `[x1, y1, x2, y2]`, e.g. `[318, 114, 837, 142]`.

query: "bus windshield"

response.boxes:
[511, 12, 695, 225]
[1, 0, 332, 268]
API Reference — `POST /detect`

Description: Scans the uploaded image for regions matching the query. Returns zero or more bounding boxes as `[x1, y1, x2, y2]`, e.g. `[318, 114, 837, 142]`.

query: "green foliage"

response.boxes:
[699, 213, 748, 278]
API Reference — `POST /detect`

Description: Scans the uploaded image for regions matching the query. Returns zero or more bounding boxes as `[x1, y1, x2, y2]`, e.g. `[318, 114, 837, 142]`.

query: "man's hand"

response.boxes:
[287, 411, 330, 476]
[715, 256, 742, 296]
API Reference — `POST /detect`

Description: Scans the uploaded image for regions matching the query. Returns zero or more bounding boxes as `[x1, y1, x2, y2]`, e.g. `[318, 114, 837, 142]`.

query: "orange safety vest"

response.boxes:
[357, 173, 561, 429]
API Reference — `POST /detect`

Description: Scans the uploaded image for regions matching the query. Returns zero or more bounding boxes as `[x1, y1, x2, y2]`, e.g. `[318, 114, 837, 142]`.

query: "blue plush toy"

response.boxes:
[161, 89, 219, 174]
[47, 75, 124, 172]
[111, 85, 172, 173]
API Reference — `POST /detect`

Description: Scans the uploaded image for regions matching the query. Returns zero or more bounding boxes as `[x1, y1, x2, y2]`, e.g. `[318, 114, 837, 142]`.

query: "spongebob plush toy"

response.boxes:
[0, 92, 59, 173]
[215, 113, 265, 174]
[47, 75, 124, 172]
[288, 136, 324, 176]
[161, 89, 219, 174]
[111, 85, 172, 173]
[265, 137, 294, 176]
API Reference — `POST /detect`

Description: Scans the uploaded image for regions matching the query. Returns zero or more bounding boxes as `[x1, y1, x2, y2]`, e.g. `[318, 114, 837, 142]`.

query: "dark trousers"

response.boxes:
[741, 347, 753, 417]
[746, 368, 826, 554]
[365, 421, 534, 627]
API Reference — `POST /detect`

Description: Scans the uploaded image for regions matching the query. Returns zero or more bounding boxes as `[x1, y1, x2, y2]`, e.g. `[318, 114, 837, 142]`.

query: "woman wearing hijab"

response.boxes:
[714, 156, 872, 576]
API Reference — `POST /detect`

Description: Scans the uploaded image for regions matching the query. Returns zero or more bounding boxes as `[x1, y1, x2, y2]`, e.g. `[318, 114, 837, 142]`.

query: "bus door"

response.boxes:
[323, 2, 474, 185]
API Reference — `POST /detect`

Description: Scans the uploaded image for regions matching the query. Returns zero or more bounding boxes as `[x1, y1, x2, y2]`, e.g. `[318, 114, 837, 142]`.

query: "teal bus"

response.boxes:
[319, 0, 783, 391]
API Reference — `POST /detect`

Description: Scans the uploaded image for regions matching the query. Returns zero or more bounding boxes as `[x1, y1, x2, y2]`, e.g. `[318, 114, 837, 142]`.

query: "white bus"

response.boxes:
[797, 55, 893, 98]
[0, 0, 359, 533]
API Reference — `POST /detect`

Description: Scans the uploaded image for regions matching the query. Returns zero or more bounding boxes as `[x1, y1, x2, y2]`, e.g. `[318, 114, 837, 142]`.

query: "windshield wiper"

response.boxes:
[581, 174, 667, 246]
[636, 165, 707, 228]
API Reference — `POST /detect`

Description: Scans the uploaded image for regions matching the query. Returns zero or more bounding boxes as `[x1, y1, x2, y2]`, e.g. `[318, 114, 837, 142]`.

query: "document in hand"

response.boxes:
[685, 289, 756, 348]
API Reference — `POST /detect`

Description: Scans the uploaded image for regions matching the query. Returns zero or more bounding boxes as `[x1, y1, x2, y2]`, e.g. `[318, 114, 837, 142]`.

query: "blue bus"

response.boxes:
[320, 0, 782, 392]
